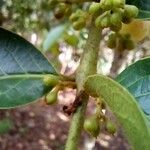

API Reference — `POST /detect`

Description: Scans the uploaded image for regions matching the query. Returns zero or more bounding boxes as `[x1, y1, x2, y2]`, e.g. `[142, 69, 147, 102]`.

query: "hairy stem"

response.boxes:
[65, 19, 101, 150]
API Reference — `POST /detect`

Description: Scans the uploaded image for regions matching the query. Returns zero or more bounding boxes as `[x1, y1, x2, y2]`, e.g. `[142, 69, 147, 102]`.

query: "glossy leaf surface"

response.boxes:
[84, 75, 150, 150]
[116, 57, 150, 117]
[0, 28, 57, 108]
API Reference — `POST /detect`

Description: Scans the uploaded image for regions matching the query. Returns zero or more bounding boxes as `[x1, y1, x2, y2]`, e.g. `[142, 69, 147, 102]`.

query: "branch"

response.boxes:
[65, 18, 102, 150]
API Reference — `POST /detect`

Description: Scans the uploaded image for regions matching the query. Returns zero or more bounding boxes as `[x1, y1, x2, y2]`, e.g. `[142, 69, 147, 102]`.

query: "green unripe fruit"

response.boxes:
[45, 87, 58, 105]
[84, 116, 100, 137]
[95, 13, 110, 28]
[112, 0, 125, 8]
[54, 3, 66, 19]
[106, 120, 117, 135]
[107, 33, 117, 48]
[100, 0, 113, 11]
[65, 34, 79, 46]
[124, 5, 139, 18]
[43, 75, 60, 87]
[89, 3, 102, 16]
[72, 19, 86, 30]
[110, 11, 122, 26]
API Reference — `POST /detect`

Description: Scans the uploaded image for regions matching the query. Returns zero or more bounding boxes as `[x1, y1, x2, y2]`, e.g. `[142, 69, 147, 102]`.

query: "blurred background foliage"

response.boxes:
[1, 0, 149, 75]
[0, 0, 90, 73]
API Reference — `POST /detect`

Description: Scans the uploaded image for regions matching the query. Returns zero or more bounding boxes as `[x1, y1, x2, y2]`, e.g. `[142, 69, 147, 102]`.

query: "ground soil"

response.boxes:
[0, 91, 130, 150]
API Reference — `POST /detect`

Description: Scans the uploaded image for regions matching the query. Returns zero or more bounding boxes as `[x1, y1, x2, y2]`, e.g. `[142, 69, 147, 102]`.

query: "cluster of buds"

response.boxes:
[89, 0, 139, 32]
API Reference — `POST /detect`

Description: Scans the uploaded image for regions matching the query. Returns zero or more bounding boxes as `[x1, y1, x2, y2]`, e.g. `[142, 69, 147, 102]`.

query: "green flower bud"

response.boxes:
[45, 87, 59, 105]
[124, 5, 139, 19]
[72, 19, 86, 30]
[112, 0, 125, 8]
[106, 120, 117, 135]
[107, 33, 117, 48]
[84, 116, 100, 137]
[43, 75, 60, 87]
[110, 11, 122, 26]
[101, 16, 110, 28]
[100, 0, 113, 11]
[95, 13, 110, 28]
[89, 3, 102, 16]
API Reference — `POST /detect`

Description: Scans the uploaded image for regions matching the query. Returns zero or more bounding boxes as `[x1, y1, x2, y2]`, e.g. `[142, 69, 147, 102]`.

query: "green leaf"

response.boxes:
[84, 75, 150, 150]
[116, 57, 150, 118]
[138, 10, 150, 20]
[126, 0, 150, 19]
[43, 24, 67, 52]
[0, 27, 57, 108]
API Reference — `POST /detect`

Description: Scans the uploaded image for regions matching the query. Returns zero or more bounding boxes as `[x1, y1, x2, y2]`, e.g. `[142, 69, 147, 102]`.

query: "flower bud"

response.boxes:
[89, 3, 102, 16]
[45, 87, 59, 105]
[106, 120, 117, 135]
[110, 11, 122, 26]
[43, 75, 60, 87]
[84, 116, 100, 137]
[69, 9, 84, 22]
[100, 0, 113, 11]
[124, 5, 139, 18]
[73, 19, 86, 30]
[112, 0, 125, 8]
[95, 13, 110, 28]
